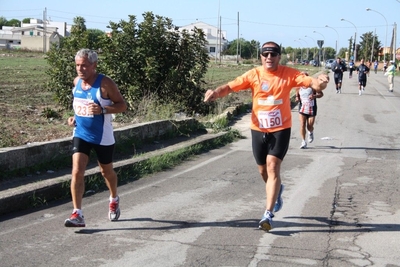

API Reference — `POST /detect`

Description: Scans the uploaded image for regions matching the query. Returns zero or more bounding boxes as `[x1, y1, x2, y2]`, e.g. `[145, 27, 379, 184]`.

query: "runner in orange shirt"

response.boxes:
[204, 41, 329, 231]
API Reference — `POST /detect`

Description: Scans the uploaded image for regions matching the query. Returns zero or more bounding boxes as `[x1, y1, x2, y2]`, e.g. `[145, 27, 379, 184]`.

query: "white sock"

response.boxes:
[110, 196, 119, 202]
[73, 209, 82, 216]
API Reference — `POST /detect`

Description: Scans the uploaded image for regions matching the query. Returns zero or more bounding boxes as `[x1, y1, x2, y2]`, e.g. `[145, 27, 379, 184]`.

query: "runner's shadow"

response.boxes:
[271, 216, 400, 236]
[314, 146, 400, 151]
[74, 218, 259, 234]
[75, 216, 400, 235]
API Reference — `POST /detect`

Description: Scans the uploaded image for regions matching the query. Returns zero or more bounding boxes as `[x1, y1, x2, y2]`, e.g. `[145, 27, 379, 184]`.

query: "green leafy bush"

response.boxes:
[45, 12, 210, 115]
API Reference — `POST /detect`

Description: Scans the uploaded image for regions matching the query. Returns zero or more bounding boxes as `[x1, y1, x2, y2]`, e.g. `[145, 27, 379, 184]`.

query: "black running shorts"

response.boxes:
[251, 128, 291, 165]
[72, 137, 115, 164]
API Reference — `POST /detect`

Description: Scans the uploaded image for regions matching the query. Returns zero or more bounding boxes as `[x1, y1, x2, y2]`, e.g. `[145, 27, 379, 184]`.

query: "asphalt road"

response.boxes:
[1, 70, 400, 267]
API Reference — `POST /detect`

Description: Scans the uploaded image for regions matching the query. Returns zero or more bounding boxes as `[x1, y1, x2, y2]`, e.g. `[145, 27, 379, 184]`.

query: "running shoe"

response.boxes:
[259, 211, 274, 231]
[300, 140, 307, 149]
[64, 212, 85, 227]
[109, 196, 121, 221]
[273, 184, 285, 213]
[308, 132, 314, 143]
[359, 90, 362, 96]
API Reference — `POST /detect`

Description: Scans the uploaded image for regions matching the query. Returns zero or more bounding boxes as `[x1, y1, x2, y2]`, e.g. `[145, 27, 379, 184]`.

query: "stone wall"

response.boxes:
[0, 118, 199, 175]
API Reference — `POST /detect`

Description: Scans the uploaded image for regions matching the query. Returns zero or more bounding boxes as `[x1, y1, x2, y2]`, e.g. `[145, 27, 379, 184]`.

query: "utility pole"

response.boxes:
[370, 28, 375, 62]
[215, 0, 220, 64]
[43, 7, 47, 53]
[354, 32, 357, 62]
[392, 22, 397, 62]
[219, 16, 222, 64]
[236, 12, 239, 64]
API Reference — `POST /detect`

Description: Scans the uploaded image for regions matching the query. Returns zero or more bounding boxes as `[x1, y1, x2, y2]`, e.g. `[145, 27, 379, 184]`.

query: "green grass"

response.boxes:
[204, 62, 255, 89]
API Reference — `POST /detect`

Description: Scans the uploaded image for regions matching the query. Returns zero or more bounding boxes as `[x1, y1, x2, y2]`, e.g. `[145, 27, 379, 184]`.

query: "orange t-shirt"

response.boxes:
[228, 65, 312, 133]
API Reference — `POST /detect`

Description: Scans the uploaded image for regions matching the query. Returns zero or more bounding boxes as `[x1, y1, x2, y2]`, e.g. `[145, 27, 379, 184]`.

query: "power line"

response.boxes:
[1, 9, 391, 32]
[1, 9, 42, 12]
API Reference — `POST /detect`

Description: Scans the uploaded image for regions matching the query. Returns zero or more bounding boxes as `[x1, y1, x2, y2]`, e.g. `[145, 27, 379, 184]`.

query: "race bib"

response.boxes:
[300, 100, 314, 114]
[302, 102, 311, 111]
[258, 110, 282, 129]
[74, 98, 94, 118]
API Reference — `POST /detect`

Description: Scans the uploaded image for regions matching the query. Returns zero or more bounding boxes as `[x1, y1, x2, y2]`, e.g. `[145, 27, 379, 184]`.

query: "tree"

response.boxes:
[324, 47, 336, 60]
[338, 48, 347, 58]
[223, 39, 239, 56]
[0, 16, 7, 29]
[223, 38, 260, 59]
[5, 19, 20, 27]
[347, 36, 354, 60]
[249, 40, 260, 59]
[358, 31, 381, 61]
[284, 46, 302, 62]
[70, 16, 87, 34]
[99, 12, 209, 113]
[22, 18, 31, 23]
[87, 28, 105, 49]
[46, 12, 210, 114]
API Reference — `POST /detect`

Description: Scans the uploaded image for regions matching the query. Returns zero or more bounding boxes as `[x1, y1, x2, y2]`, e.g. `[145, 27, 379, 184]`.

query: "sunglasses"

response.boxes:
[261, 52, 279, 58]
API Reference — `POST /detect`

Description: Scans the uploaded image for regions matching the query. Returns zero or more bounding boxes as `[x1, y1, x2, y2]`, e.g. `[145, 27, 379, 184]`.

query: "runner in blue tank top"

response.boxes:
[65, 49, 127, 227]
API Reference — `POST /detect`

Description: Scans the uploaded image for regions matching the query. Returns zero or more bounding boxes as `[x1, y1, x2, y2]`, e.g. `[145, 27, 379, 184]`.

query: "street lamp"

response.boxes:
[341, 18, 358, 62]
[325, 25, 339, 57]
[305, 35, 316, 60]
[366, 8, 388, 62]
[313, 30, 325, 40]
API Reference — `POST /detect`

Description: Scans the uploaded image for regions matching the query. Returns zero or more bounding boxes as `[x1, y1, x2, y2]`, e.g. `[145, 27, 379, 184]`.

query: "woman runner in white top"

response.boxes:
[295, 73, 324, 148]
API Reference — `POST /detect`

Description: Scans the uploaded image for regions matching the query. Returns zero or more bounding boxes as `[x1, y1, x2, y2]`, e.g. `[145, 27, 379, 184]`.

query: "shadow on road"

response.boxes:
[74, 218, 260, 234]
[73, 216, 400, 236]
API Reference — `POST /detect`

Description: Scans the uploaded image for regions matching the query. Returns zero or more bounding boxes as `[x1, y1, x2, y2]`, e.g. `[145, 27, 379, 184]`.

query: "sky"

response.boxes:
[1, 0, 399, 52]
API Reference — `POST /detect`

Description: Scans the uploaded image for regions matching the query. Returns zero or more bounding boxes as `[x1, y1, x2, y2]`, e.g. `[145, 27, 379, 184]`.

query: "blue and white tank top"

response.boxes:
[72, 74, 114, 145]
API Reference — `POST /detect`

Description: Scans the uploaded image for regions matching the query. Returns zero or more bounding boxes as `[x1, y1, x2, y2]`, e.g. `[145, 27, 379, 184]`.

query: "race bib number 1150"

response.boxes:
[258, 110, 282, 129]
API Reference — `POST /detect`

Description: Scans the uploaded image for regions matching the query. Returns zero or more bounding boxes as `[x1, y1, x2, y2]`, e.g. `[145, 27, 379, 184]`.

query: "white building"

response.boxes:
[179, 21, 228, 58]
[22, 18, 70, 37]
[0, 19, 66, 51]
[0, 26, 21, 49]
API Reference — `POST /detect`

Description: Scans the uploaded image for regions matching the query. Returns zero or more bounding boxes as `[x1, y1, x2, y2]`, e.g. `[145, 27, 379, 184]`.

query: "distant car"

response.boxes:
[325, 59, 335, 69]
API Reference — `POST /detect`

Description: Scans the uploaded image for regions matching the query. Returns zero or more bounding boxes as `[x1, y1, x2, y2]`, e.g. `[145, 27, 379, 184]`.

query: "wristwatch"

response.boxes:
[101, 107, 107, 114]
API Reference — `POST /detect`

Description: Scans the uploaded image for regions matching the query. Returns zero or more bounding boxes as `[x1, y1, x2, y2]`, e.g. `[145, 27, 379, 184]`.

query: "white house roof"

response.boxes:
[10, 25, 58, 34]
